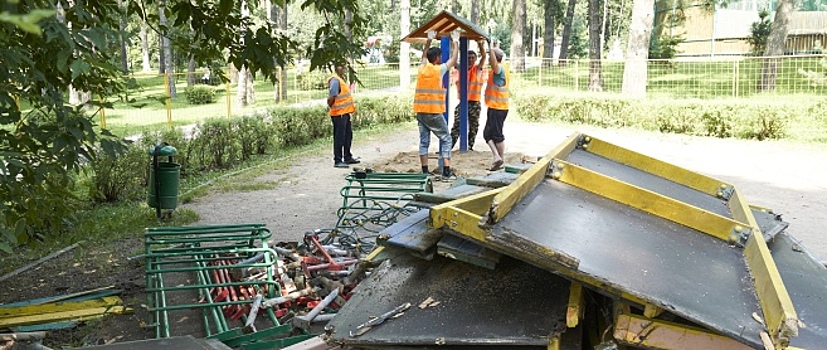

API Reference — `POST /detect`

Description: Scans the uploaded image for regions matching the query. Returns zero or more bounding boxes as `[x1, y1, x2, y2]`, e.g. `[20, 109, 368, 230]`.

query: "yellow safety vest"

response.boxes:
[328, 76, 356, 117]
[414, 63, 446, 114]
[484, 62, 510, 110]
[456, 64, 484, 102]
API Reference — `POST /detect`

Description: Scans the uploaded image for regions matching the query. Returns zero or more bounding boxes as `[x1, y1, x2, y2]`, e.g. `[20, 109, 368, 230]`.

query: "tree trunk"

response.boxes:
[400, 0, 411, 89]
[279, 5, 287, 101]
[559, 0, 577, 64]
[117, 0, 128, 73]
[470, 0, 479, 24]
[237, 0, 250, 107]
[758, 0, 793, 92]
[621, 0, 654, 97]
[141, 23, 151, 72]
[543, 0, 558, 59]
[159, 0, 175, 97]
[187, 57, 197, 87]
[588, 0, 604, 91]
[510, 0, 526, 72]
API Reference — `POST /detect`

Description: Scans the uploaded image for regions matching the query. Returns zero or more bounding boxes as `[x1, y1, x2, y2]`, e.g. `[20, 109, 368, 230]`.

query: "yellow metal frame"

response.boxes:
[429, 131, 799, 349]
[0, 296, 122, 318]
[488, 133, 580, 224]
[566, 283, 584, 328]
[581, 136, 729, 197]
[744, 231, 799, 348]
[614, 313, 754, 350]
[553, 160, 747, 243]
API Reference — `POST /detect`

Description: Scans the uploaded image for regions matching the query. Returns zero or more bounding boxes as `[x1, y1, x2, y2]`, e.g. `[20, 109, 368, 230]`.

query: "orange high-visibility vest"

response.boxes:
[456, 64, 484, 102]
[414, 63, 446, 114]
[484, 62, 510, 110]
[328, 75, 356, 117]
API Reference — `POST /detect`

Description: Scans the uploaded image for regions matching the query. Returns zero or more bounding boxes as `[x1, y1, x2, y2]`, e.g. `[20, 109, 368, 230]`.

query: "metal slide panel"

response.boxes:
[327, 254, 570, 347]
[769, 231, 827, 348]
[487, 179, 765, 348]
[565, 149, 732, 218]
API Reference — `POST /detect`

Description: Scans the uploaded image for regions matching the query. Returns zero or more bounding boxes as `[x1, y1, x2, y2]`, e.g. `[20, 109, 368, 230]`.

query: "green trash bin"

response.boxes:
[148, 145, 180, 211]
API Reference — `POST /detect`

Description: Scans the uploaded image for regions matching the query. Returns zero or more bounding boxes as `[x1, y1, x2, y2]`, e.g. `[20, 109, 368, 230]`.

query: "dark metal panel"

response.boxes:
[768, 232, 827, 348]
[491, 180, 764, 348]
[565, 149, 732, 218]
[327, 255, 570, 346]
[752, 209, 788, 241]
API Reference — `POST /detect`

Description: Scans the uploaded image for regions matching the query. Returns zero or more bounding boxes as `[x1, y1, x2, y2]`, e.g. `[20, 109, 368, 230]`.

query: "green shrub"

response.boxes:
[232, 116, 274, 161]
[89, 141, 147, 203]
[184, 86, 217, 105]
[512, 91, 812, 141]
[190, 118, 241, 169]
[297, 70, 330, 91]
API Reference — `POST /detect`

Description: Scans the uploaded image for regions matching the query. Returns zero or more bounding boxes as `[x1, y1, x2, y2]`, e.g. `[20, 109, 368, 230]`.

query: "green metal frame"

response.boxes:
[144, 224, 295, 348]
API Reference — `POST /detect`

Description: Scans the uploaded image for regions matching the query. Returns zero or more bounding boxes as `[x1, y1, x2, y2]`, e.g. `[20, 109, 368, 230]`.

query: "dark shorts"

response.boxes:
[483, 108, 508, 143]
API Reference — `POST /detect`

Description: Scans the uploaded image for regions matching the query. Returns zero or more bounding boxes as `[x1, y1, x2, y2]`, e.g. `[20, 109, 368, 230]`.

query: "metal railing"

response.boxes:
[100, 55, 826, 134]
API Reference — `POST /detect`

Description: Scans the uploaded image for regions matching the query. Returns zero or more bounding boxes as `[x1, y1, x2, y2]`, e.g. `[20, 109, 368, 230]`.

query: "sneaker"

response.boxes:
[442, 172, 457, 181]
[334, 162, 349, 168]
[345, 157, 361, 164]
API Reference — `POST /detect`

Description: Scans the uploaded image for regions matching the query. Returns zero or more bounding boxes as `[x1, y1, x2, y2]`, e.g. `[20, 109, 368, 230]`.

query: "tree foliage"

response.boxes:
[0, 0, 369, 253]
[748, 9, 772, 56]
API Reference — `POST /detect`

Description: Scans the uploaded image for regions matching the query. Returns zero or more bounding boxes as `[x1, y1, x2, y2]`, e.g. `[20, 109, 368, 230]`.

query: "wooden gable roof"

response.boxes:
[401, 10, 490, 44]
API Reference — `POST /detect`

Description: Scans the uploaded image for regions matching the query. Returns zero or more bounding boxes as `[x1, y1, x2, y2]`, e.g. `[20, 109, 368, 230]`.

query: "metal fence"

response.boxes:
[102, 55, 826, 134]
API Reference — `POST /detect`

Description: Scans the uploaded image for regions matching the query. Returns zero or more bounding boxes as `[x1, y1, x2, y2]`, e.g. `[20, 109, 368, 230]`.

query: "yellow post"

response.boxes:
[164, 73, 172, 129]
[14, 95, 20, 111]
[226, 81, 231, 118]
[538, 58, 543, 87]
[574, 60, 580, 91]
[732, 60, 739, 98]
[99, 94, 107, 130]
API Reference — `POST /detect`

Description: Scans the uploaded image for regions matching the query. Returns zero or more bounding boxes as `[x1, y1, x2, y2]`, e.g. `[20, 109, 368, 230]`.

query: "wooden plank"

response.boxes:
[0, 297, 122, 318]
[566, 283, 584, 328]
[614, 314, 753, 350]
[0, 305, 129, 327]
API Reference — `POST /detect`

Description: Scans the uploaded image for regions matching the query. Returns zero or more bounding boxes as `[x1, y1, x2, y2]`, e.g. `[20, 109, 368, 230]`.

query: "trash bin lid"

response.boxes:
[148, 145, 178, 156]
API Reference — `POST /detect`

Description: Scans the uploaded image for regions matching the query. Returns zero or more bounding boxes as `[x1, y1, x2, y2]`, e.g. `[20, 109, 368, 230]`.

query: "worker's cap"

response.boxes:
[493, 48, 504, 61]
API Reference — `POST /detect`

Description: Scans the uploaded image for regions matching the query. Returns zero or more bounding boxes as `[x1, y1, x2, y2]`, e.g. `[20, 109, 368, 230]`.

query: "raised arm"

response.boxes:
[477, 40, 487, 70]
[444, 39, 458, 69]
[489, 44, 500, 76]
[421, 38, 432, 65]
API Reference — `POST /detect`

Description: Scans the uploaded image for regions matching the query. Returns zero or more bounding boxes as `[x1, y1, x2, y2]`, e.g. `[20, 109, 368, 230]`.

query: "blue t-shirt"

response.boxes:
[492, 65, 505, 87]
[328, 77, 340, 96]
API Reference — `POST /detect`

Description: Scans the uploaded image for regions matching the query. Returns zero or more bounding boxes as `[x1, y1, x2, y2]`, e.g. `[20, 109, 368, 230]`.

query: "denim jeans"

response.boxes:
[416, 113, 451, 159]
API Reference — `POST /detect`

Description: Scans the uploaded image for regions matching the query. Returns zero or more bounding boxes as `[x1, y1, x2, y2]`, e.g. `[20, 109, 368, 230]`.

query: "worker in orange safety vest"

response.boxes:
[414, 30, 458, 180]
[483, 44, 510, 171]
[449, 39, 486, 151]
[328, 62, 360, 168]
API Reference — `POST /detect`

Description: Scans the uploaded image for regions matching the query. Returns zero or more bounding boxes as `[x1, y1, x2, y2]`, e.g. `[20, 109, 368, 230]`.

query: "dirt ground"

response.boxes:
[2, 120, 826, 348]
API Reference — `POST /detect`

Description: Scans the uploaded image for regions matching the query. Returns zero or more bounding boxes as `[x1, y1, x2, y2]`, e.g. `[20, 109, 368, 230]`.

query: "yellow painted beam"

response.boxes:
[547, 335, 560, 350]
[429, 187, 504, 223]
[728, 188, 761, 241]
[582, 136, 729, 197]
[0, 305, 129, 327]
[430, 206, 489, 243]
[489, 132, 580, 224]
[554, 160, 747, 243]
[566, 283, 584, 328]
[614, 314, 754, 350]
[744, 233, 799, 349]
[644, 304, 664, 318]
[0, 297, 122, 318]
